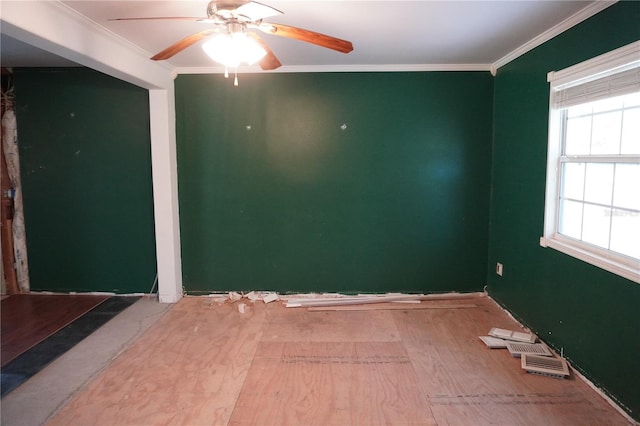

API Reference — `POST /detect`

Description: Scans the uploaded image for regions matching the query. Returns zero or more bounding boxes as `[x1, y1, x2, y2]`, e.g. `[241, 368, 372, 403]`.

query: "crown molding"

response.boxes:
[1, 0, 176, 87]
[491, 0, 618, 73]
[54, 1, 177, 79]
[4, 1, 616, 81]
[175, 63, 493, 75]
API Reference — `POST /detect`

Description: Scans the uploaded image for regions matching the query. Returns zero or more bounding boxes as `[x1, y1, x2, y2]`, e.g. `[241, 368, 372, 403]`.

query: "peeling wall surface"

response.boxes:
[14, 68, 156, 293]
[175, 71, 494, 294]
[487, 1, 640, 420]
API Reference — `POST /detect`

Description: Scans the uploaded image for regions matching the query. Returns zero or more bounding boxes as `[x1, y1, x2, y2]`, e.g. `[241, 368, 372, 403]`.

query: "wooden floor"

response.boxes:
[1, 294, 110, 366]
[47, 295, 629, 425]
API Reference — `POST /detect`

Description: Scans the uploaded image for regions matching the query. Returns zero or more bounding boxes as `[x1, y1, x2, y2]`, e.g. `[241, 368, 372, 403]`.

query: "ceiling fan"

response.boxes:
[112, 0, 354, 72]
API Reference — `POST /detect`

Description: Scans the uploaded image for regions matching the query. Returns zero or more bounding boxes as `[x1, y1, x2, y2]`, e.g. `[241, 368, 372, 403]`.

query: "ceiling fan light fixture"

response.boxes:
[202, 32, 267, 68]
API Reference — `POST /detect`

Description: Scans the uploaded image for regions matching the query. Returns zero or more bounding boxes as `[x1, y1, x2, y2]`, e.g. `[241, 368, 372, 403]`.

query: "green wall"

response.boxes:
[487, 1, 640, 420]
[176, 72, 493, 294]
[14, 68, 156, 293]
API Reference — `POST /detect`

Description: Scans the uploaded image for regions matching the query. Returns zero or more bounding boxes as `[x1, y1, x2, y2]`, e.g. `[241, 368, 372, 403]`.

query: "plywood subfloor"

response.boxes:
[1, 294, 110, 366]
[47, 296, 630, 425]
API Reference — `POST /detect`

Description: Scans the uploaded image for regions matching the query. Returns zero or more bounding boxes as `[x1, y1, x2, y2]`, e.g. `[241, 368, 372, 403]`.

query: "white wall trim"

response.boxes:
[541, 42, 640, 286]
[175, 63, 493, 75]
[0, 1, 175, 89]
[540, 237, 640, 284]
[491, 1, 618, 73]
[54, 1, 178, 81]
[149, 88, 183, 304]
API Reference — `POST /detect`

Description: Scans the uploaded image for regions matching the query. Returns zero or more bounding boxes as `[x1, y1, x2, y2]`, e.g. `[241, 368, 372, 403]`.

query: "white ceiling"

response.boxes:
[1, 1, 607, 72]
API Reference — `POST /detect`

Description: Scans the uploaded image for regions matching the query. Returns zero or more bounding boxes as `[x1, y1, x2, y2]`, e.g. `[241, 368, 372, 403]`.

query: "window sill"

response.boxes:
[540, 236, 640, 284]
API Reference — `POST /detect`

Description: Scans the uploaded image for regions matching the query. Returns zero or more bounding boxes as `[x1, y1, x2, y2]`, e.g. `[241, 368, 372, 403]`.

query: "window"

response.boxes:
[542, 41, 640, 283]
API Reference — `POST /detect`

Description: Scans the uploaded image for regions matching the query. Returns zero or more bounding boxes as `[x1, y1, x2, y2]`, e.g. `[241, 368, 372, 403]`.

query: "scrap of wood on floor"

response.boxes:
[283, 292, 485, 308]
[307, 302, 477, 311]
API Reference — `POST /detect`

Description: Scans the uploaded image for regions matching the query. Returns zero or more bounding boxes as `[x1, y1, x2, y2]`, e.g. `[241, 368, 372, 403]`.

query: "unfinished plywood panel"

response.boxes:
[263, 308, 401, 342]
[47, 298, 266, 426]
[228, 341, 436, 426]
[392, 307, 520, 424]
[393, 298, 625, 425]
[46, 296, 631, 426]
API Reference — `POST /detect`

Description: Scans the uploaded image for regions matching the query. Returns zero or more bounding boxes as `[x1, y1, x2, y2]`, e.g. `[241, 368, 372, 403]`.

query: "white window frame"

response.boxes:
[542, 41, 640, 284]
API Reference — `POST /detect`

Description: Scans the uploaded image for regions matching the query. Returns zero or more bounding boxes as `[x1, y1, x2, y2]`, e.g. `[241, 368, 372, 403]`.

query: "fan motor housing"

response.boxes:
[207, 1, 249, 19]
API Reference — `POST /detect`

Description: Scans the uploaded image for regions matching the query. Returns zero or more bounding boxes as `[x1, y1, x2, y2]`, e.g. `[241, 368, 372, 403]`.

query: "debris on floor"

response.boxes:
[262, 293, 279, 304]
[245, 291, 261, 301]
[307, 302, 477, 312]
[479, 336, 508, 348]
[205, 291, 281, 305]
[228, 291, 242, 302]
[480, 327, 570, 379]
[488, 327, 537, 343]
[521, 354, 570, 378]
[282, 292, 485, 308]
[202, 291, 484, 311]
[204, 294, 228, 304]
[505, 341, 552, 358]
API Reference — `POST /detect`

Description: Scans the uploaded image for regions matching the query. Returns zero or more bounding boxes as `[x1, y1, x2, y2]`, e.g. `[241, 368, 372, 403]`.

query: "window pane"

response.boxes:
[584, 163, 614, 205]
[592, 96, 624, 113]
[610, 209, 640, 259]
[591, 111, 622, 154]
[561, 162, 585, 200]
[565, 116, 591, 155]
[623, 92, 640, 108]
[613, 163, 640, 211]
[567, 103, 592, 118]
[582, 204, 611, 249]
[621, 107, 640, 155]
[558, 199, 583, 240]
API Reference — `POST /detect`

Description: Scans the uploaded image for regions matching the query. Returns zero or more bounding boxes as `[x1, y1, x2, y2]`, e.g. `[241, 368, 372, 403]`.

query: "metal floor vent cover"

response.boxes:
[489, 327, 537, 343]
[521, 354, 570, 378]
[506, 342, 552, 358]
[479, 336, 508, 349]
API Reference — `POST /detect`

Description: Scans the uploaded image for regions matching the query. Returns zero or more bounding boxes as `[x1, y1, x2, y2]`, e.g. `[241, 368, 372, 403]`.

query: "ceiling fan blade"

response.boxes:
[109, 17, 209, 22]
[260, 23, 353, 53]
[236, 1, 283, 21]
[151, 30, 216, 60]
[247, 32, 282, 70]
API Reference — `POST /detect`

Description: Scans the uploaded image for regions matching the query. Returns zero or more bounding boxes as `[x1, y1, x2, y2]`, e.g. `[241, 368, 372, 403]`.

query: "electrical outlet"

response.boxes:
[496, 262, 504, 276]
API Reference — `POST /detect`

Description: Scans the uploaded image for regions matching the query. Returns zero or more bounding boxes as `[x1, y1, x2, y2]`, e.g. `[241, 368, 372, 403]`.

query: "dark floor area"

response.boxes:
[1, 296, 140, 397]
